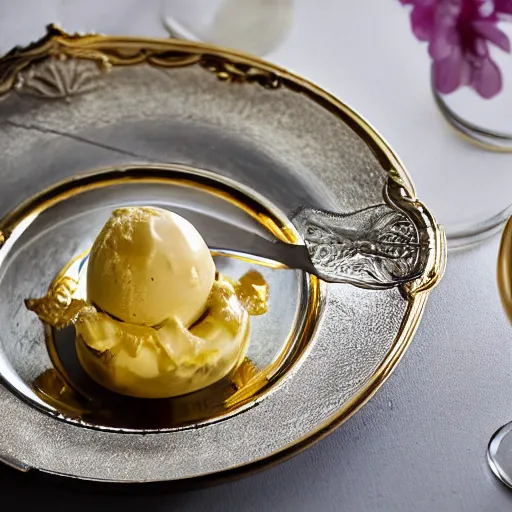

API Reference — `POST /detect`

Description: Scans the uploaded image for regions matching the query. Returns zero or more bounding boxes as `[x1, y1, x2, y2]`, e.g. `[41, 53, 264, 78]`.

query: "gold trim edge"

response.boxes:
[0, 24, 282, 95]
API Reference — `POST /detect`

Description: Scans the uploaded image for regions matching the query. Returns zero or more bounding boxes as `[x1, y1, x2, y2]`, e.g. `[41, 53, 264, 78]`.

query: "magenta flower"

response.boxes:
[400, 0, 512, 98]
[495, 0, 512, 16]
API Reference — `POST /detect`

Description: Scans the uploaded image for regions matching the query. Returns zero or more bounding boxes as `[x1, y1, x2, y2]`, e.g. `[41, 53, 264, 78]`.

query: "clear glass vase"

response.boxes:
[431, 24, 512, 250]
[161, 0, 294, 56]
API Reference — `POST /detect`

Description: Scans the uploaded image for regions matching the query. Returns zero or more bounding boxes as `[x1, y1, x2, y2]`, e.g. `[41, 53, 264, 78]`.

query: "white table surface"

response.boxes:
[2, 1, 512, 511]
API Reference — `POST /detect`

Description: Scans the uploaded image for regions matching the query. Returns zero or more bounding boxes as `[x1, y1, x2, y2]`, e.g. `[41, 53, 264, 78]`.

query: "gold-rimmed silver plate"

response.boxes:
[0, 26, 445, 484]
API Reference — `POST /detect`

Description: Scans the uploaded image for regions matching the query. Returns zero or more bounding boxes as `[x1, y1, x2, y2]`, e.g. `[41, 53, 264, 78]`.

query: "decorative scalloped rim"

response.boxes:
[15, 57, 104, 98]
[0, 24, 283, 97]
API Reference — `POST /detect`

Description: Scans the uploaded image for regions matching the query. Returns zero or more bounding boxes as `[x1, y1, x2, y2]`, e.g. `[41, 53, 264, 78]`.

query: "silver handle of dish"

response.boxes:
[291, 175, 446, 293]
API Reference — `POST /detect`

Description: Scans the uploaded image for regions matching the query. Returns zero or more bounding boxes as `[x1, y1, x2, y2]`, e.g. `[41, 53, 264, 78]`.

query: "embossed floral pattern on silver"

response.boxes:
[292, 203, 424, 289]
[15, 58, 104, 99]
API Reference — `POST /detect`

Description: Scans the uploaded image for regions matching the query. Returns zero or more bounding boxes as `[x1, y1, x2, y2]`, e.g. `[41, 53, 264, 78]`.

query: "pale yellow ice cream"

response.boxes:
[25, 207, 269, 400]
[77, 206, 253, 398]
[87, 207, 216, 328]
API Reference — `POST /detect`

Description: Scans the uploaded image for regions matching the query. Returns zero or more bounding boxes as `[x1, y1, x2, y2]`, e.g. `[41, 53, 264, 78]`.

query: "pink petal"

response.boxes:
[474, 37, 490, 58]
[433, 47, 464, 94]
[472, 56, 503, 98]
[495, 0, 512, 16]
[473, 20, 511, 52]
[429, 1, 461, 59]
[429, 28, 454, 60]
[410, 4, 436, 41]
[459, 57, 473, 86]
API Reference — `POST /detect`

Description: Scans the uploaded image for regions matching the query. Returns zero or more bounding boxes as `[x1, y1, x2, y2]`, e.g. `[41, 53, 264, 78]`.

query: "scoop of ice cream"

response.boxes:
[87, 207, 215, 327]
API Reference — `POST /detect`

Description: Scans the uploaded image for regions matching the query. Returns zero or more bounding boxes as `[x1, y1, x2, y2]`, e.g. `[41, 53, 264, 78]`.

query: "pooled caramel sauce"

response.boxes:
[33, 368, 89, 419]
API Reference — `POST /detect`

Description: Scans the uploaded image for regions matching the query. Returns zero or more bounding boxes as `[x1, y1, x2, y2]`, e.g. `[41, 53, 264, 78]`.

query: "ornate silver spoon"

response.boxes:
[190, 176, 443, 291]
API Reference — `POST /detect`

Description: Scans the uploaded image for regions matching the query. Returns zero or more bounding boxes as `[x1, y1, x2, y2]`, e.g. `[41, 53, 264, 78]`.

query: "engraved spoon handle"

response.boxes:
[201, 199, 437, 290]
